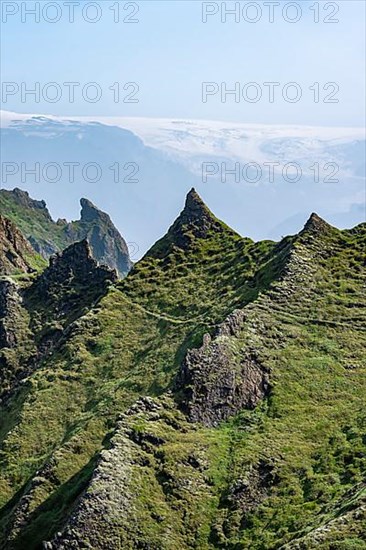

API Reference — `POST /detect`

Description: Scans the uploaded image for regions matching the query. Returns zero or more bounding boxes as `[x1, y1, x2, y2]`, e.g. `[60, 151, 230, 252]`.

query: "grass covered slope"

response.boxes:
[47, 214, 366, 549]
[0, 190, 365, 549]
[0, 189, 68, 257]
[122, 188, 276, 324]
[0, 190, 278, 547]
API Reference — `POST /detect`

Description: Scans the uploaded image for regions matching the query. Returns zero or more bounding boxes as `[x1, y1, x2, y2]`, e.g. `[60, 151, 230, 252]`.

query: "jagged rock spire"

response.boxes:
[303, 213, 332, 234]
[80, 198, 110, 224]
[28, 239, 118, 320]
[183, 188, 209, 219]
[78, 198, 132, 276]
[166, 188, 223, 247]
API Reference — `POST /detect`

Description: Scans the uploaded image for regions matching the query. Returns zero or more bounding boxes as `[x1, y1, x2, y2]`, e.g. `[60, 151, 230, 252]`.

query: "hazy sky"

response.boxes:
[1, 0, 365, 126]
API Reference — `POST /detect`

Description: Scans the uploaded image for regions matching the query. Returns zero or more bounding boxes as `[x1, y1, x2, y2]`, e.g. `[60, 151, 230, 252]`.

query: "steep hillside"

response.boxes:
[0, 190, 364, 549]
[0, 189, 132, 277]
[0, 239, 117, 403]
[0, 214, 45, 276]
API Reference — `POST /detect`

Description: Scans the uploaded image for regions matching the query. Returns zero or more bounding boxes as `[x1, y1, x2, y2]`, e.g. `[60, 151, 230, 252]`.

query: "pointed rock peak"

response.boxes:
[51, 239, 92, 265]
[78, 198, 132, 276]
[183, 188, 210, 217]
[303, 212, 332, 234]
[145, 188, 239, 259]
[177, 188, 216, 229]
[167, 188, 219, 244]
[185, 188, 205, 208]
[80, 197, 109, 223]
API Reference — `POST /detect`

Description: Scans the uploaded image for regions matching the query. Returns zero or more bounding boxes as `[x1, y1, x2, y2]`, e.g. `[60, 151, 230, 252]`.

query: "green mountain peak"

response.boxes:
[302, 211, 334, 234]
[0, 189, 365, 550]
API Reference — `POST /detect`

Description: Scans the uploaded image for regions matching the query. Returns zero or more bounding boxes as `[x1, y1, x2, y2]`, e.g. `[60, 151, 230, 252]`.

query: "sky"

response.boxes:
[1, 0, 365, 127]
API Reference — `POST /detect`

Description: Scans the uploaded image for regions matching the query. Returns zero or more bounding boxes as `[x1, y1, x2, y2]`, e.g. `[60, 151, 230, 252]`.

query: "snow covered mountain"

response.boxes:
[1, 110, 365, 254]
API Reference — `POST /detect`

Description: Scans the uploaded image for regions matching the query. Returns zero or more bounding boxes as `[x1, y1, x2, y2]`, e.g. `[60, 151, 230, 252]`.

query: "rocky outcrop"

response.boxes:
[175, 310, 270, 427]
[142, 188, 242, 266]
[0, 277, 35, 399]
[0, 215, 37, 275]
[149, 188, 237, 255]
[0, 241, 117, 402]
[225, 460, 276, 515]
[65, 198, 132, 277]
[0, 278, 22, 349]
[27, 240, 118, 322]
[302, 212, 332, 235]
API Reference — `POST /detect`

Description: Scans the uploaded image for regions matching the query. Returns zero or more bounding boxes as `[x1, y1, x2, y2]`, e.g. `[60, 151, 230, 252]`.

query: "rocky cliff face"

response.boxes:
[0, 279, 23, 350]
[175, 310, 270, 427]
[0, 278, 34, 400]
[65, 198, 132, 277]
[0, 214, 37, 275]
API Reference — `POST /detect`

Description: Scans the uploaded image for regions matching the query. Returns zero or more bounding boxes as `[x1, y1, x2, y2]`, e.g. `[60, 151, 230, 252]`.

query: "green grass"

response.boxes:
[0, 196, 365, 549]
[0, 191, 68, 253]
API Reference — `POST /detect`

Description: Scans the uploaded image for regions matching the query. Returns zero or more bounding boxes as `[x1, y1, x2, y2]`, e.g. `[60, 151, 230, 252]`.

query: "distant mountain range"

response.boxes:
[0, 188, 365, 549]
[1, 111, 365, 256]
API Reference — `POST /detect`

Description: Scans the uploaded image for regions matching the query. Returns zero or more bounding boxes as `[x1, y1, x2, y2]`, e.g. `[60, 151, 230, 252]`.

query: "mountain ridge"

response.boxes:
[0, 189, 132, 277]
[0, 189, 365, 549]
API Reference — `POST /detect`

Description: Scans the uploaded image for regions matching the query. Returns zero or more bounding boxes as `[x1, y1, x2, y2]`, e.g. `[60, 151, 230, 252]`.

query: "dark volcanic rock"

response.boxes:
[0, 278, 22, 349]
[302, 212, 332, 235]
[227, 460, 277, 515]
[175, 310, 270, 427]
[0, 215, 36, 275]
[27, 240, 118, 321]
